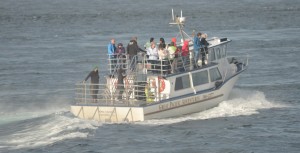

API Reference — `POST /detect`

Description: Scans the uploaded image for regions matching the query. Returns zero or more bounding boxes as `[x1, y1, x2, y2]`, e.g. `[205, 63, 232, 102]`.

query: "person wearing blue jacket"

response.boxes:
[108, 38, 116, 57]
[193, 32, 201, 67]
[107, 38, 116, 73]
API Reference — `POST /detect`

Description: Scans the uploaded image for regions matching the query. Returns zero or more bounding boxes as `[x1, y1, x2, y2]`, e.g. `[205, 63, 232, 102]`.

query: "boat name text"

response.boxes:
[158, 93, 214, 111]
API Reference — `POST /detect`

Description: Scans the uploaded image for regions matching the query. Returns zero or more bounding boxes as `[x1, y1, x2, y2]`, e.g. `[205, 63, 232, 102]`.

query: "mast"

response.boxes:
[169, 9, 190, 42]
[169, 9, 194, 70]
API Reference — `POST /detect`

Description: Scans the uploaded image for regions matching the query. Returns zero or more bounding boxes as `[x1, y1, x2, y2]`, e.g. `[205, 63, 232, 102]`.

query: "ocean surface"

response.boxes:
[0, 0, 300, 152]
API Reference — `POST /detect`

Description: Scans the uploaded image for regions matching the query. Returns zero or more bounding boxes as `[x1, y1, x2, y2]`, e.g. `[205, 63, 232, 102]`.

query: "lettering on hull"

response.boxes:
[98, 110, 113, 117]
[145, 93, 223, 116]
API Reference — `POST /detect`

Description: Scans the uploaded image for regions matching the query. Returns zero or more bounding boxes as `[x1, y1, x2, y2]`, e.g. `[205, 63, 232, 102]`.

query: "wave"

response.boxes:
[0, 112, 101, 150]
[137, 89, 287, 126]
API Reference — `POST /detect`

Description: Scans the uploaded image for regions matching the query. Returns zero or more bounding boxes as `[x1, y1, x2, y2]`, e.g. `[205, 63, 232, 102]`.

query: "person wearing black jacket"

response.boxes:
[127, 37, 146, 59]
[127, 37, 146, 70]
[83, 66, 99, 102]
[200, 33, 209, 66]
[116, 67, 126, 100]
[127, 39, 139, 60]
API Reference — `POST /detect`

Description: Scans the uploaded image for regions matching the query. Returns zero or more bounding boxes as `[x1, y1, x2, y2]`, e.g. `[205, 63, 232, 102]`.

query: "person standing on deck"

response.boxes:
[171, 37, 177, 47]
[158, 45, 169, 74]
[116, 67, 126, 100]
[144, 37, 154, 50]
[167, 42, 177, 73]
[116, 43, 126, 68]
[200, 33, 209, 66]
[146, 42, 159, 60]
[181, 40, 189, 71]
[146, 42, 159, 73]
[193, 32, 201, 67]
[127, 38, 139, 70]
[168, 42, 177, 59]
[127, 37, 139, 60]
[159, 37, 166, 49]
[108, 38, 116, 73]
[127, 37, 145, 69]
[116, 43, 125, 56]
[83, 66, 100, 103]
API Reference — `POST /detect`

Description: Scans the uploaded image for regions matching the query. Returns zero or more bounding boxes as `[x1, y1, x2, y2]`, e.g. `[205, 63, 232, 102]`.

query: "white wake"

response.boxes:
[138, 89, 287, 125]
[1, 113, 102, 150]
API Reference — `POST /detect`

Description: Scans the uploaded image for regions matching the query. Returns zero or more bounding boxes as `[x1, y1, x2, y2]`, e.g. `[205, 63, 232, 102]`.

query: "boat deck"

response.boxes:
[75, 46, 248, 108]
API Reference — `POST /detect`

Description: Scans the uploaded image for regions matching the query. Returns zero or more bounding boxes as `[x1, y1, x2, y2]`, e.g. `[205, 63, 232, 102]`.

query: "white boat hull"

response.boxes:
[71, 72, 241, 122]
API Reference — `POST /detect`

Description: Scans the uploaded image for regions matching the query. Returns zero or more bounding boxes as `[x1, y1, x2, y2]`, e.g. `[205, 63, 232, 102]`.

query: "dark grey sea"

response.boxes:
[0, 0, 300, 152]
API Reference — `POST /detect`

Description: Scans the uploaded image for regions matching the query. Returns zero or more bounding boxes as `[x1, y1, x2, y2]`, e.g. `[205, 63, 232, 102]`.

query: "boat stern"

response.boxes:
[71, 105, 144, 122]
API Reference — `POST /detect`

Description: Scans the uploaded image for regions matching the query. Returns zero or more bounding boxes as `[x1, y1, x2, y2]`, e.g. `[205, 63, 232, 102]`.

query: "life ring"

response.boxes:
[158, 77, 165, 93]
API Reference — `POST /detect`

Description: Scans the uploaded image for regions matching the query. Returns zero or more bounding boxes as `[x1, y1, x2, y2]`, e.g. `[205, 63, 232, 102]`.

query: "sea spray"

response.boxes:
[0, 112, 101, 149]
[137, 89, 287, 125]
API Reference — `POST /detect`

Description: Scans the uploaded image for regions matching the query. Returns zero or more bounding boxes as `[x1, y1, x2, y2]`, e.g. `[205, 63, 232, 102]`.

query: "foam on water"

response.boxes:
[0, 113, 101, 150]
[138, 89, 287, 126]
[0, 109, 68, 126]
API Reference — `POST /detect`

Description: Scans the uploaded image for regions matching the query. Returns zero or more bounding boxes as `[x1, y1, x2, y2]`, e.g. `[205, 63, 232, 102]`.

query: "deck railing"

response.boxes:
[107, 53, 195, 76]
[76, 50, 248, 106]
[75, 80, 166, 106]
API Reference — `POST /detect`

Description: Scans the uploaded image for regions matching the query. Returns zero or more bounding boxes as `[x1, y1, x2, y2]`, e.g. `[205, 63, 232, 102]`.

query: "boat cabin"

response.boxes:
[143, 63, 222, 102]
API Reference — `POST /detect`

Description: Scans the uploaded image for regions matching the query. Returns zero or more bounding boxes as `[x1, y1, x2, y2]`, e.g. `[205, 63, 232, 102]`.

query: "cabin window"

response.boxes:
[192, 70, 209, 86]
[210, 48, 216, 61]
[222, 45, 227, 58]
[175, 75, 191, 91]
[210, 67, 222, 82]
[216, 48, 221, 59]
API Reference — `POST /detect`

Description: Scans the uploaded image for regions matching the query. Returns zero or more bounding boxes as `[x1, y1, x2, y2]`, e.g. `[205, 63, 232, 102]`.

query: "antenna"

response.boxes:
[181, 10, 182, 18]
[172, 9, 174, 21]
[169, 9, 192, 42]
[169, 9, 185, 25]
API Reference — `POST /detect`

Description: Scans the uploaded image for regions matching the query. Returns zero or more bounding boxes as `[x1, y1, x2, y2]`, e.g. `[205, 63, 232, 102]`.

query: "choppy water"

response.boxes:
[0, 0, 300, 152]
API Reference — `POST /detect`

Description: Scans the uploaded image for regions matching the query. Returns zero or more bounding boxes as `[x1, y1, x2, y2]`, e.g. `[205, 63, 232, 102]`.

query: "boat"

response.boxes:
[71, 10, 249, 122]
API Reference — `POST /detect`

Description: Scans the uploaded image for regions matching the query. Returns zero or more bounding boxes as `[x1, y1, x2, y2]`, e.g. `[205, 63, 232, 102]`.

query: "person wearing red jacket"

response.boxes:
[181, 40, 189, 71]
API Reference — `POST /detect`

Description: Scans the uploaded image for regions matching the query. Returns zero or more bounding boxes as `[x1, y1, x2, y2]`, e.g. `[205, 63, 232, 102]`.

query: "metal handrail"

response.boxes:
[107, 52, 194, 77]
[106, 46, 203, 79]
[143, 52, 194, 75]
[75, 81, 166, 106]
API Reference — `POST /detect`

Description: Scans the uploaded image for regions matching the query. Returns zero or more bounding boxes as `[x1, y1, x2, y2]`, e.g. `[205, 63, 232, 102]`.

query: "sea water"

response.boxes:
[0, 0, 300, 152]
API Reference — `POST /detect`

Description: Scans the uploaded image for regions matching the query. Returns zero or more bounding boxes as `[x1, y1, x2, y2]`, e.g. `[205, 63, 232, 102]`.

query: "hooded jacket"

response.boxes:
[84, 70, 99, 84]
[127, 40, 139, 56]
